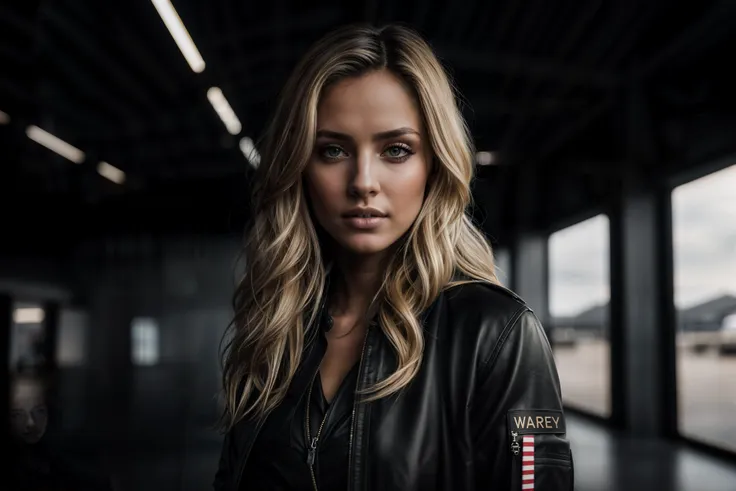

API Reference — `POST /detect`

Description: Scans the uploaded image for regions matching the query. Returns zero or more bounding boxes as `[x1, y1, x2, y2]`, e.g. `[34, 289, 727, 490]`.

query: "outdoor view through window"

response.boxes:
[673, 163, 736, 451]
[549, 214, 611, 417]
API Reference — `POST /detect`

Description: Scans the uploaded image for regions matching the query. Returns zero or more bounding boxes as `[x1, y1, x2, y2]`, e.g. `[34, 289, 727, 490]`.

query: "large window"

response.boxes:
[131, 317, 160, 366]
[549, 214, 611, 417]
[673, 163, 736, 452]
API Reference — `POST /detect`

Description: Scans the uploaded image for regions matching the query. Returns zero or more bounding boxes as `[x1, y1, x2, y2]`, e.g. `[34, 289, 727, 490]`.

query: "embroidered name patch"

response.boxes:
[507, 409, 566, 435]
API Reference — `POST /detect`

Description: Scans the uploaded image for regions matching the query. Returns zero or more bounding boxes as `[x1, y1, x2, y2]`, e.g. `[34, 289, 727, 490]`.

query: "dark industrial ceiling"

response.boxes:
[1, 0, 735, 252]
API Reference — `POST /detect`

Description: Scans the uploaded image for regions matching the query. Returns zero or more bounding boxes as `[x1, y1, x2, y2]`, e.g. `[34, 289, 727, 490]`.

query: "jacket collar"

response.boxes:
[319, 264, 334, 332]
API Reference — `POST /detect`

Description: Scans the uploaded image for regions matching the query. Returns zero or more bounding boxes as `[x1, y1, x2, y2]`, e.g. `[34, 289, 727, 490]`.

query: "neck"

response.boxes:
[329, 250, 387, 320]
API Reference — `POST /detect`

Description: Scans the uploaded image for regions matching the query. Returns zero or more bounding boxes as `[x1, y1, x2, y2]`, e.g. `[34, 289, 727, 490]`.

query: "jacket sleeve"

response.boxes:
[470, 308, 574, 490]
[213, 430, 235, 491]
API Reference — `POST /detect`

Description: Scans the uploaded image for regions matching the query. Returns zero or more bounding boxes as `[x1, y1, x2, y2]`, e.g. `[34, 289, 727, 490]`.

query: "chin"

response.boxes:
[339, 234, 396, 255]
[21, 433, 43, 444]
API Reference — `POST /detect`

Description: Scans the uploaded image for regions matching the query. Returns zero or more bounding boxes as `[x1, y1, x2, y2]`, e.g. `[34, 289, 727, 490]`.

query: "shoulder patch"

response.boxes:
[507, 409, 566, 435]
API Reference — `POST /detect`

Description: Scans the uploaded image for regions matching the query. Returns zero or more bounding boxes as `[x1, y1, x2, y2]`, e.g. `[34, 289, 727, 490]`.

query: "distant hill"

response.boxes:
[678, 294, 736, 324]
[551, 293, 736, 332]
[678, 294, 736, 331]
[552, 303, 608, 328]
[574, 303, 609, 325]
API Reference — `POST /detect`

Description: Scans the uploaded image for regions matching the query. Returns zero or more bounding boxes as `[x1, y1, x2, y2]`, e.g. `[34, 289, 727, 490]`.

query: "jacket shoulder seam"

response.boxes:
[447, 279, 527, 306]
[479, 305, 531, 373]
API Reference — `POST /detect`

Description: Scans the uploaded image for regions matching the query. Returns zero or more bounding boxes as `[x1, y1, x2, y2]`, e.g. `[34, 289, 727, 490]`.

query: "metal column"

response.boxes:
[41, 301, 59, 371]
[511, 164, 550, 329]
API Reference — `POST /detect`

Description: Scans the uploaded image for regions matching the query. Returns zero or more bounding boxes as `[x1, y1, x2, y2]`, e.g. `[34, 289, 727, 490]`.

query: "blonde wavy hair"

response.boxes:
[220, 24, 499, 430]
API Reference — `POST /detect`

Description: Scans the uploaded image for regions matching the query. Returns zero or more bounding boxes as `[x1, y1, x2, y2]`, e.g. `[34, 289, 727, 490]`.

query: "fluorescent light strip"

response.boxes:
[14, 307, 45, 324]
[207, 87, 242, 135]
[0, 109, 9, 124]
[26, 125, 85, 163]
[476, 151, 496, 166]
[239, 137, 261, 168]
[97, 161, 126, 184]
[151, 0, 205, 73]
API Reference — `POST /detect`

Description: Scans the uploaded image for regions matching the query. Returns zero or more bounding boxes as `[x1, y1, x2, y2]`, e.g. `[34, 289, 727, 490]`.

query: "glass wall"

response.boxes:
[673, 163, 736, 451]
[548, 214, 611, 417]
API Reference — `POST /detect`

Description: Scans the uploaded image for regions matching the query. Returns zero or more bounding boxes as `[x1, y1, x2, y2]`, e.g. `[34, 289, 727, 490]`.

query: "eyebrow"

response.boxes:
[315, 127, 420, 142]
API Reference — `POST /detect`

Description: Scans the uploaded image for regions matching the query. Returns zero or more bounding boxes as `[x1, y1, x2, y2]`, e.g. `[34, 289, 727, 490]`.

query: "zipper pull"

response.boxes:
[307, 436, 318, 466]
[510, 431, 520, 456]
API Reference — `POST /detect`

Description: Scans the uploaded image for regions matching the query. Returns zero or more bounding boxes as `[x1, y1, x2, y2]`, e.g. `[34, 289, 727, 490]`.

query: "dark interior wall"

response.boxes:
[31, 235, 243, 462]
[0, 256, 72, 303]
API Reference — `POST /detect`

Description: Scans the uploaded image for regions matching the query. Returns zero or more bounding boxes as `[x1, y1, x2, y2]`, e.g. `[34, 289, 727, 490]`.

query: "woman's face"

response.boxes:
[10, 380, 48, 444]
[304, 69, 431, 257]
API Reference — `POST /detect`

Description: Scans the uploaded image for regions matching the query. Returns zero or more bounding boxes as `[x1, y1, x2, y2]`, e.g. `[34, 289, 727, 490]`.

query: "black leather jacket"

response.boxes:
[214, 282, 574, 490]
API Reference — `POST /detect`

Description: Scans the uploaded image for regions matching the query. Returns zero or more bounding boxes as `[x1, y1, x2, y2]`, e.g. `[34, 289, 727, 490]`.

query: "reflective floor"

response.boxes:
[569, 415, 736, 491]
[93, 415, 736, 490]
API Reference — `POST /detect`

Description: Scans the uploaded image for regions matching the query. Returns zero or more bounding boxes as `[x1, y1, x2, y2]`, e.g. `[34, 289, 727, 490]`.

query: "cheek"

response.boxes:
[387, 166, 429, 215]
[305, 169, 342, 217]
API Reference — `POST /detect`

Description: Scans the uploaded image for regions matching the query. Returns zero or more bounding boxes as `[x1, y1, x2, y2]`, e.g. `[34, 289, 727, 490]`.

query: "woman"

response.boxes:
[7, 373, 113, 491]
[215, 24, 573, 491]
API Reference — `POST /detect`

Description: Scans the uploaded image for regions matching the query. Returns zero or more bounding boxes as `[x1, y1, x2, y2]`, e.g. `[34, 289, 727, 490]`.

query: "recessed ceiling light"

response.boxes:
[14, 307, 45, 324]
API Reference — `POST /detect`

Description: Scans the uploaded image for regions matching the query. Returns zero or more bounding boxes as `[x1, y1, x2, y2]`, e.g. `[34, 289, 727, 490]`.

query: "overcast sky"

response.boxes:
[672, 163, 736, 309]
[544, 163, 736, 317]
[549, 214, 610, 317]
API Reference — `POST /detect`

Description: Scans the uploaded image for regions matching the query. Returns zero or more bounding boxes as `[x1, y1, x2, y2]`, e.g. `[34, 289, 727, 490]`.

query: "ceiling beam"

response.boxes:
[640, 0, 736, 77]
[207, 7, 342, 50]
[469, 94, 592, 117]
[44, 7, 159, 114]
[534, 98, 614, 159]
[436, 45, 623, 88]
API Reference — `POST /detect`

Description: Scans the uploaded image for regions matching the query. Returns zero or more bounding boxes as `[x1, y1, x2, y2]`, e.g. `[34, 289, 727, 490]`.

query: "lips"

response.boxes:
[342, 210, 387, 230]
[346, 213, 383, 218]
[343, 207, 387, 218]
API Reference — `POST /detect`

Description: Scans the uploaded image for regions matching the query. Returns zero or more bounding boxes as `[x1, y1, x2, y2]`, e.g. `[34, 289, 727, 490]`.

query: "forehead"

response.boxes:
[317, 70, 422, 133]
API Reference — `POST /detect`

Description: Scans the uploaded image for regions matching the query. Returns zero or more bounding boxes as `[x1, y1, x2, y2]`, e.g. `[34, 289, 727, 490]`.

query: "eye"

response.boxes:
[319, 144, 347, 161]
[383, 143, 414, 162]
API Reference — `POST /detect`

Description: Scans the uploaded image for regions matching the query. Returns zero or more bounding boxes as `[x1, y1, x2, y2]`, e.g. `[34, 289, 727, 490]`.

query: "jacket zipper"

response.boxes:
[347, 324, 371, 491]
[510, 430, 521, 491]
[305, 372, 331, 491]
[235, 339, 322, 490]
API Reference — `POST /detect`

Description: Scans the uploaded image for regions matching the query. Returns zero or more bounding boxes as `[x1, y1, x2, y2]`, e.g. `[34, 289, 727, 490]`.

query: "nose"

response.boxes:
[25, 413, 36, 430]
[348, 149, 380, 199]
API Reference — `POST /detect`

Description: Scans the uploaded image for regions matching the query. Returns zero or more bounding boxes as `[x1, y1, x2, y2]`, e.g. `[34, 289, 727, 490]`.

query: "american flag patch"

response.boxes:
[521, 435, 535, 490]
